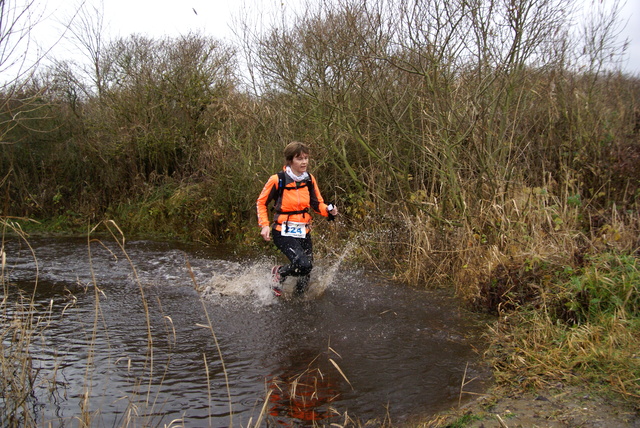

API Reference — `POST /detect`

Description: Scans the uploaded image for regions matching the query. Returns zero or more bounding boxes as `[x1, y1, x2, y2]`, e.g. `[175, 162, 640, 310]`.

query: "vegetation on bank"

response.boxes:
[1, 0, 639, 425]
[489, 251, 640, 398]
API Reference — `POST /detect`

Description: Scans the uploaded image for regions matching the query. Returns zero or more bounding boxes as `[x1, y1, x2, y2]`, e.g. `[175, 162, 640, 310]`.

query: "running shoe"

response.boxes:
[271, 265, 283, 297]
[271, 265, 283, 282]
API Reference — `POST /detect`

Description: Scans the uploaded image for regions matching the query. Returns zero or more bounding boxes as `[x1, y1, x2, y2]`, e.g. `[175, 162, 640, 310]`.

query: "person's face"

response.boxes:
[290, 152, 309, 176]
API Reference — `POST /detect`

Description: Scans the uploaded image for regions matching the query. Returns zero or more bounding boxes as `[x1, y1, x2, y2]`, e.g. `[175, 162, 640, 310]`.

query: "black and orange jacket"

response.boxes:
[257, 168, 331, 232]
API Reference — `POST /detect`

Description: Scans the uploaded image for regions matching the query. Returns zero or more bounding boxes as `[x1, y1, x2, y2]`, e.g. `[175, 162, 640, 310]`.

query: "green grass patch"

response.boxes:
[487, 251, 640, 401]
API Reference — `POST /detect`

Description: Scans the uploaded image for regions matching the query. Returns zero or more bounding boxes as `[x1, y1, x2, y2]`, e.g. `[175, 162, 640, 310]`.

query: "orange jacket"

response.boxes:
[257, 169, 331, 231]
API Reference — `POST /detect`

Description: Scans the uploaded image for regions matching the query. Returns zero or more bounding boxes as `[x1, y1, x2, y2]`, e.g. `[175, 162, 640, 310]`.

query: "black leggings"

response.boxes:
[272, 230, 313, 293]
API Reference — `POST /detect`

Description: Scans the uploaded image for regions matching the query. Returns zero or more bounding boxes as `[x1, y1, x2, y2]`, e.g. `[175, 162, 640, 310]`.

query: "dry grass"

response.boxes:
[476, 216, 640, 403]
[376, 180, 640, 407]
[1, 218, 42, 427]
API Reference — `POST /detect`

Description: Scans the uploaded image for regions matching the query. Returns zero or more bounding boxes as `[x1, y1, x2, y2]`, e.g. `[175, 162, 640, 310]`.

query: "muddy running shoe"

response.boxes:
[271, 265, 283, 282]
[271, 266, 283, 297]
[271, 286, 282, 297]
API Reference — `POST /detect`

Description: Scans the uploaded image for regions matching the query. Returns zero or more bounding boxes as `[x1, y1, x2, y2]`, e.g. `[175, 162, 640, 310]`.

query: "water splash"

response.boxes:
[199, 242, 355, 303]
[306, 240, 356, 299]
[199, 259, 275, 304]
[325, 240, 356, 280]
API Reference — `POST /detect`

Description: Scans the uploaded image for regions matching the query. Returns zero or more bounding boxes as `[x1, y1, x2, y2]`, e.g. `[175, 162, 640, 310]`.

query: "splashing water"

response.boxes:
[319, 239, 357, 283]
[199, 241, 356, 303]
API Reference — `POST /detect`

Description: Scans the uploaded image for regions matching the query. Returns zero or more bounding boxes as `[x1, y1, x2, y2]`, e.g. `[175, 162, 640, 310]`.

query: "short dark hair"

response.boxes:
[284, 141, 309, 164]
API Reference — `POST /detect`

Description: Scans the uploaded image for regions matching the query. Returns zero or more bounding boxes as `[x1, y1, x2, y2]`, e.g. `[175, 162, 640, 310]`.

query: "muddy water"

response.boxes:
[1, 237, 490, 427]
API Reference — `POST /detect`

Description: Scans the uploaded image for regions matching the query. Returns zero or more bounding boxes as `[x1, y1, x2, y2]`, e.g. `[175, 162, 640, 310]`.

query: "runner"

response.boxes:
[256, 142, 339, 296]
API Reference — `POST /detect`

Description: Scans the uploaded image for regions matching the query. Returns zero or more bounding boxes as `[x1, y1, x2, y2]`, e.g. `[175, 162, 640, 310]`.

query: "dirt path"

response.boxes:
[434, 384, 640, 427]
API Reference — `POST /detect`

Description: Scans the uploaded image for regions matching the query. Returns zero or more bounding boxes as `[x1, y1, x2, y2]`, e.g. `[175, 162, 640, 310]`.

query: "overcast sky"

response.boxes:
[99, 0, 640, 75]
[4, 0, 640, 81]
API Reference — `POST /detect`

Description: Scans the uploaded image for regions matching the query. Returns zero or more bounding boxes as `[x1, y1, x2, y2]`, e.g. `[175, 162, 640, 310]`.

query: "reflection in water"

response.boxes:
[266, 349, 345, 426]
[1, 237, 491, 427]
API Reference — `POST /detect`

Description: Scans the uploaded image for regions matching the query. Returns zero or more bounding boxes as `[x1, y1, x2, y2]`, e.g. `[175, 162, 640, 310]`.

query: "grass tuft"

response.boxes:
[485, 251, 640, 400]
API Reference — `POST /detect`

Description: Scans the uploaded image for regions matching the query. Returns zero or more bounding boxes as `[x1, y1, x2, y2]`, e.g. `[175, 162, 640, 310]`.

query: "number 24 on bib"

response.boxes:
[282, 221, 306, 238]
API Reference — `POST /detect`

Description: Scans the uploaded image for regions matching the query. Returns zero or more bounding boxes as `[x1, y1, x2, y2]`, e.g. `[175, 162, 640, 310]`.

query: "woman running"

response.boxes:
[256, 142, 339, 296]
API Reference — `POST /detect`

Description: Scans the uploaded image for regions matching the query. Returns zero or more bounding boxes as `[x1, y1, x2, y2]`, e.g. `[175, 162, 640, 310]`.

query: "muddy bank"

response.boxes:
[433, 384, 640, 427]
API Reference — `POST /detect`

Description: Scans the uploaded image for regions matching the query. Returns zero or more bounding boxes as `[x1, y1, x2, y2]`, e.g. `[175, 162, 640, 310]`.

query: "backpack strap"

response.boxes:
[276, 171, 286, 202]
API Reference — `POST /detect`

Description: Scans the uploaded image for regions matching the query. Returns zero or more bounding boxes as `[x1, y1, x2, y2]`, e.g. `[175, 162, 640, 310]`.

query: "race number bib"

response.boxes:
[281, 222, 307, 238]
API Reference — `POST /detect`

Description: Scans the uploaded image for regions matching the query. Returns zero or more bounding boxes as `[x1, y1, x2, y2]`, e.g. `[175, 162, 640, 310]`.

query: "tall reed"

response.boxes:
[1, 219, 43, 426]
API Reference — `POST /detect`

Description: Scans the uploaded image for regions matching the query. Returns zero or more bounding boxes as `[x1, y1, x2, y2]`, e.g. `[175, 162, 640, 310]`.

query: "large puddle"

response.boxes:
[1, 237, 491, 426]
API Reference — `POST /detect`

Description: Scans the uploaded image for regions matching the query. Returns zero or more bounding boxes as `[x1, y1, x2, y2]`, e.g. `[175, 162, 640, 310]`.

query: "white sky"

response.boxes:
[99, 0, 268, 41]
[3, 0, 640, 82]
[1, 0, 292, 82]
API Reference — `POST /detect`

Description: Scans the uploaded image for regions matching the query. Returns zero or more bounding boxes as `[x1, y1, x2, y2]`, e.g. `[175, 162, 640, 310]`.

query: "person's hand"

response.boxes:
[260, 226, 271, 241]
[330, 206, 338, 216]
